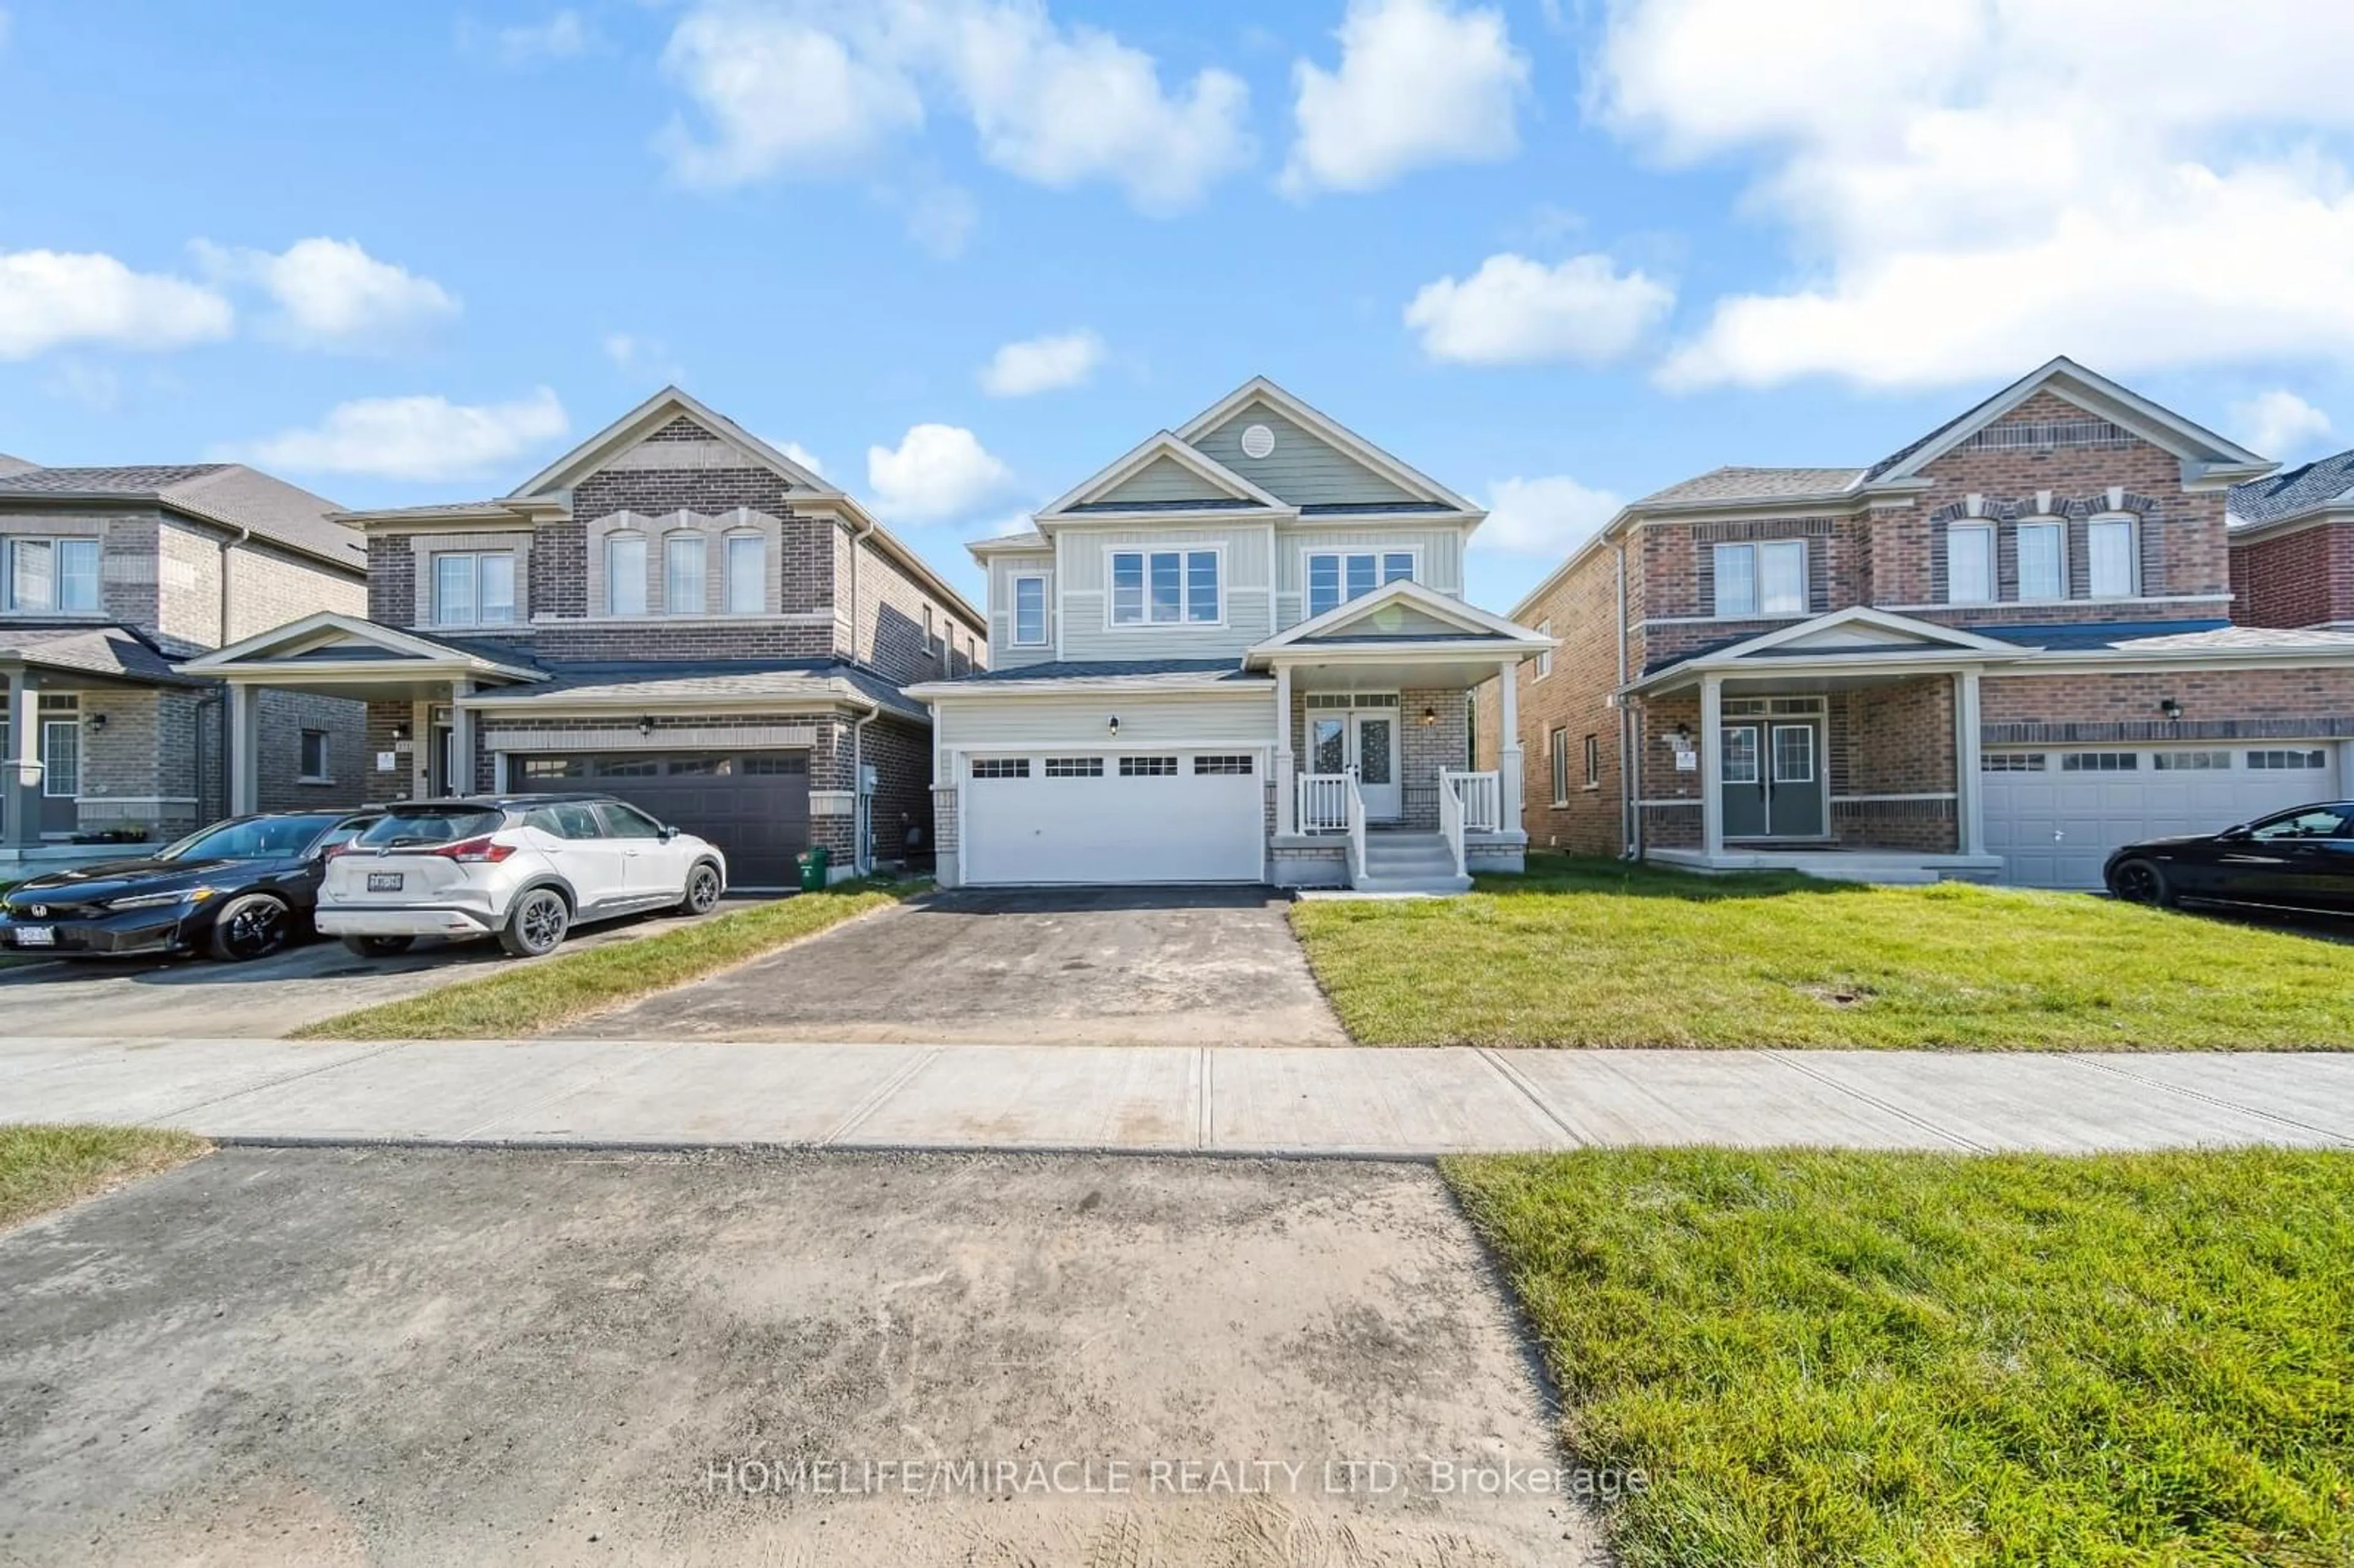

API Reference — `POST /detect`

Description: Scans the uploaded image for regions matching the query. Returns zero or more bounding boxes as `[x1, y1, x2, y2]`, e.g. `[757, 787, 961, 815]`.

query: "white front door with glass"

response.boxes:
[1307, 698, 1401, 821]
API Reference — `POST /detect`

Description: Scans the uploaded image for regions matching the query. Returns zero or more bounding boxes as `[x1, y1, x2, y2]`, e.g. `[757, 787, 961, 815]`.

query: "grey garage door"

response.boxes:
[513, 752, 810, 888]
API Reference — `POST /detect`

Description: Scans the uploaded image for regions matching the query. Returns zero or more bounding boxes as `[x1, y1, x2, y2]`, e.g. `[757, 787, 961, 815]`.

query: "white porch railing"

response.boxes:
[1438, 772, 1466, 881]
[1298, 773, 1352, 834]
[1346, 775, 1366, 886]
[1444, 771, 1501, 832]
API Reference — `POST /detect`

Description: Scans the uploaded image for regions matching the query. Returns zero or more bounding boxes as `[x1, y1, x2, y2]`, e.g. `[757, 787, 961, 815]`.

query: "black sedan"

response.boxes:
[0, 810, 382, 962]
[2103, 801, 2354, 915]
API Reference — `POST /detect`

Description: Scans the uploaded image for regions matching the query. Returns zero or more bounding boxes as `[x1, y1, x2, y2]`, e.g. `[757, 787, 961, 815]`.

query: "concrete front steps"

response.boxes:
[1354, 831, 1472, 895]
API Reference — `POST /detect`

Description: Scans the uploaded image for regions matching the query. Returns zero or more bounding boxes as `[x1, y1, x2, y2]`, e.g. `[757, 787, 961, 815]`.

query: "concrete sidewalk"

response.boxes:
[6, 1036, 2352, 1154]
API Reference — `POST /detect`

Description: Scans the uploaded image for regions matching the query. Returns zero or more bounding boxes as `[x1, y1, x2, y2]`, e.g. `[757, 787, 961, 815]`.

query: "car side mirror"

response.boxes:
[658, 825, 679, 842]
[2220, 824, 2251, 840]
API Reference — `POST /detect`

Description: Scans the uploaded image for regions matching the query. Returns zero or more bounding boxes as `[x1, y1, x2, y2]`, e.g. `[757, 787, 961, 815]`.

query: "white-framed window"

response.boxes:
[1981, 753, 2047, 772]
[432, 550, 515, 626]
[2152, 751, 2233, 771]
[1946, 523, 1994, 605]
[299, 729, 330, 781]
[665, 533, 707, 614]
[1118, 755, 1178, 777]
[723, 533, 764, 614]
[1194, 755, 1254, 775]
[605, 534, 647, 616]
[1045, 756, 1104, 777]
[2061, 752, 2139, 772]
[5, 537, 102, 614]
[1110, 549, 1220, 626]
[1584, 733, 1601, 789]
[971, 757, 1029, 779]
[1012, 574, 1048, 646]
[1306, 550, 1415, 618]
[1534, 619, 1553, 680]
[1548, 726, 1569, 805]
[2248, 748, 2327, 770]
[2016, 520, 2065, 601]
[1713, 539, 1806, 618]
[923, 604, 939, 653]
[2086, 517, 2138, 599]
[40, 715, 78, 797]
[1721, 726, 1760, 784]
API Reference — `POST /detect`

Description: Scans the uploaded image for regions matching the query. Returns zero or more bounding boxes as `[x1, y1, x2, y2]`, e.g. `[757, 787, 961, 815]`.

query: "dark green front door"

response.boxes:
[1720, 719, 1824, 839]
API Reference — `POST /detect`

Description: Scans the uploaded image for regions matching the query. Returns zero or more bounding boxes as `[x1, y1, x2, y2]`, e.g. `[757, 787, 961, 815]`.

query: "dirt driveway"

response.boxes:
[576, 887, 1351, 1046]
[0, 900, 763, 1038]
[1, 1147, 1603, 1567]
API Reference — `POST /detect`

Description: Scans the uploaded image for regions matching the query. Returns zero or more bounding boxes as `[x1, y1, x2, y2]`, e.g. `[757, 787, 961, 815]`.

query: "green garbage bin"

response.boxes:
[796, 847, 830, 891]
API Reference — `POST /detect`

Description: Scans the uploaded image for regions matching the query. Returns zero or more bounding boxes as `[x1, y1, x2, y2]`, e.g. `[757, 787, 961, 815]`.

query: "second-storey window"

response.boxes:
[1946, 524, 1994, 604]
[665, 533, 706, 614]
[1306, 550, 1414, 618]
[1110, 549, 1219, 625]
[606, 535, 647, 615]
[1013, 575, 1048, 645]
[433, 550, 515, 626]
[1713, 540, 1805, 617]
[5, 538, 101, 613]
[1534, 618, 1553, 679]
[2087, 517, 2138, 598]
[724, 533, 764, 614]
[2017, 520, 2065, 600]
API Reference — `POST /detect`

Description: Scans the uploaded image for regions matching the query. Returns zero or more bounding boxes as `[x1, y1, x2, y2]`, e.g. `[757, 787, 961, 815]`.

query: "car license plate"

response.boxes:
[367, 872, 405, 892]
[13, 925, 55, 946]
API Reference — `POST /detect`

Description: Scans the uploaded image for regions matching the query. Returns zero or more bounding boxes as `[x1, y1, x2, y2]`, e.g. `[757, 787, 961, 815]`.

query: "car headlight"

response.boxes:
[105, 886, 216, 911]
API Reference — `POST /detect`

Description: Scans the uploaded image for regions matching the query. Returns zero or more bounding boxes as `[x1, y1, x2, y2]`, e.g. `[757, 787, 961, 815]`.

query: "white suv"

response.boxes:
[318, 794, 727, 959]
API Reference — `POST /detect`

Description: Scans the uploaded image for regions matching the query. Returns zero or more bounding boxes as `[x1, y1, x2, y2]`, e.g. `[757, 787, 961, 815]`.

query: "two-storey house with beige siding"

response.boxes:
[0, 459, 368, 858]
[1488, 357, 2354, 889]
[909, 378, 1552, 893]
[185, 389, 985, 888]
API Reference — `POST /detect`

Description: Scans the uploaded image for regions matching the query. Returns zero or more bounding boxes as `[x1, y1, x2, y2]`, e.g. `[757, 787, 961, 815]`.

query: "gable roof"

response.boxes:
[2228, 448, 2354, 530]
[179, 611, 547, 681]
[0, 621, 204, 685]
[1632, 607, 2026, 684]
[1634, 466, 1866, 508]
[0, 462, 364, 572]
[0, 452, 37, 478]
[1251, 578, 1554, 653]
[1036, 430, 1289, 520]
[1175, 376, 1477, 512]
[508, 385, 830, 500]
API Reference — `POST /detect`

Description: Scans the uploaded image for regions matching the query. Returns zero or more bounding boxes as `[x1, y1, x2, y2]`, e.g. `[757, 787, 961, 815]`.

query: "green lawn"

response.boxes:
[1289, 853, 2354, 1048]
[294, 878, 923, 1040]
[1446, 1148, 2354, 1568]
[1, 1124, 207, 1230]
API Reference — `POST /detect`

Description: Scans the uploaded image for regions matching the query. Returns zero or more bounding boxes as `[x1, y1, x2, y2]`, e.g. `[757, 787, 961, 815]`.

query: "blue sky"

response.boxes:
[5, 0, 2353, 612]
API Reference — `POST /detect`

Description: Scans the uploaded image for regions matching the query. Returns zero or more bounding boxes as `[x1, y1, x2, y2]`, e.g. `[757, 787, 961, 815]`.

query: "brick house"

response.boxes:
[1484, 357, 2354, 888]
[183, 389, 986, 888]
[2226, 448, 2354, 630]
[0, 459, 368, 854]
[908, 377, 1551, 893]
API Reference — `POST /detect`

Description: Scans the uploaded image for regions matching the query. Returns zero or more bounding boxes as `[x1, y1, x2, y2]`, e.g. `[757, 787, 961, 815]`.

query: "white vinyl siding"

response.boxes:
[1095, 454, 1236, 507]
[1189, 403, 1419, 507]
[934, 689, 1273, 750]
[1012, 574, 1049, 646]
[1275, 527, 1463, 631]
[2087, 517, 2138, 598]
[1057, 526, 1270, 661]
[1305, 549, 1414, 618]
[987, 552, 1057, 666]
[1110, 547, 1221, 626]
[1946, 524, 1994, 604]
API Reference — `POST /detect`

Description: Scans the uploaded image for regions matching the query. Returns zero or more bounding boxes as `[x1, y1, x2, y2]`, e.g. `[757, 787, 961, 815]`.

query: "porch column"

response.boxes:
[1273, 663, 1296, 835]
[1699, 673, 1724, 859]
[227, 679, 259, 816]
[1496, 657, 1524, 832]
[4, 669, 40, 849]
[1953, 669, 1984, 856]
[449, 677, 476, 796]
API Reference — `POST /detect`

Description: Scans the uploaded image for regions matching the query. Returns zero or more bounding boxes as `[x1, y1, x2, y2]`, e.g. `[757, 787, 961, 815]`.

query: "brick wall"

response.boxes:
[254, 689, 369, 810]
[2231, 522, 2354, 629]
[858, 714, 934, 866]
[1491, 536, 1628, 854]
[75, 687, 207, 838]
[1983, 666, 2354, 742]
[850, 531, 973, 685]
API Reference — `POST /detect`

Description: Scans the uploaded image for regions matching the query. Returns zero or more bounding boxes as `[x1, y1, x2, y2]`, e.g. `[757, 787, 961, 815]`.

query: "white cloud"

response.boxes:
[891, 180, 978, 259]
[978, 329, 1104, 396]
[1479, 475, 1621, 555]
[460, 10, 592, 65]
[1281, 0, 1528, 196]
[1598, 0, 2354, 389]
[2232, 390, 2334, 460]
[1404, 253, 1673, 365]
[0, 249, 233, 360]
[866, 422, 1013, 522]
[774, 438, 826, 476]
[194, 237, 458, 351]
[657, 1, 1251, 215]
[233, 387, 569, 481]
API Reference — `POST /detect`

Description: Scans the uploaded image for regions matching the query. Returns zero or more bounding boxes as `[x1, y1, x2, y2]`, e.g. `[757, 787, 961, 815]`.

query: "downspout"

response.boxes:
[213, 523, 252, 821]
[850, 701, 877, 877]
[1615, 539, 1640, 859]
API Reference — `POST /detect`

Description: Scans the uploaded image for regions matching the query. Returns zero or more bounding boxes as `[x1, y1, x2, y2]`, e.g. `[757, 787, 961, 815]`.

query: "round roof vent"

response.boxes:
[1240, 423, 1276, 460]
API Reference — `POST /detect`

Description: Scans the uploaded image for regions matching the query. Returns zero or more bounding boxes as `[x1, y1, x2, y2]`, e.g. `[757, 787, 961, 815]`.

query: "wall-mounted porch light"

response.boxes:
[1107, 715, 1121, 737]
[2158, 697, 2183, 722]
[1419, 706, 1438, 727]
[1671, 723, 1692, 745]
[88, 713, 107, 733]
[638, 715, 656, 738]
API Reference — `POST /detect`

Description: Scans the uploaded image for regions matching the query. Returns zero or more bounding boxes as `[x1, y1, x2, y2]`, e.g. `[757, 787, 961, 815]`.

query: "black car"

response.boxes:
[2103, 801, 2354, 915]
[0, 810, 383, 962]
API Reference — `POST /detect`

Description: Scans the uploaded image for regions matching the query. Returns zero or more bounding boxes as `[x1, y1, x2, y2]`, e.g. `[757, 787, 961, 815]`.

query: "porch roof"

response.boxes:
[1629, 607, 2027, 695]
[176, 611, 549, 698]
[1246, 579, 1554, 668]
[907, 660, 1271, 701]
[0, 622, 210, 687]
[460, 659, 923, 720]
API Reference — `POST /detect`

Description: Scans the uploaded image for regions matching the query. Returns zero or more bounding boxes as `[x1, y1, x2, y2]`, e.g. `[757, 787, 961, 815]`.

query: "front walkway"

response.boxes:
[7, 1036, 2350, 1154]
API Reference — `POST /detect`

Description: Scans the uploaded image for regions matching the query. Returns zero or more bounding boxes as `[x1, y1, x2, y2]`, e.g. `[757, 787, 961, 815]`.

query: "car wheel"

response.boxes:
[2108, 857, 2171, 907]
[679, 861, 723, 916]
[341, 934, 416, 958]
[208, 892, 293, 962]
[498, 888, 571, 957]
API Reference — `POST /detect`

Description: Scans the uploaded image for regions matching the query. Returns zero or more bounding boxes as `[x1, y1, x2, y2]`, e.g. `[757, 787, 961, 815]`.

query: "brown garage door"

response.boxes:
[512, 752, 810, 888]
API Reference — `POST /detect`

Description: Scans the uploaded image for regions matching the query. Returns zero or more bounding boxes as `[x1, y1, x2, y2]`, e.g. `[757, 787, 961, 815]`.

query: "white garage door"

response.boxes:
[1984, 745, 2341, 888]
[961, 751, 1266, 886]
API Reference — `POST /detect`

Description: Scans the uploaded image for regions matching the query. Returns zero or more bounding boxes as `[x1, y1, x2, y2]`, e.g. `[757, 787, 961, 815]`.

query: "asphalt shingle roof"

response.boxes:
[1634, 466, 1865, 508]
[2228, 449, 2354, 527]
[0, 622, 200, 683]
[468, 659, 928, 721]
[947, 658, 1265, 687]
[0, 463, 364, 571]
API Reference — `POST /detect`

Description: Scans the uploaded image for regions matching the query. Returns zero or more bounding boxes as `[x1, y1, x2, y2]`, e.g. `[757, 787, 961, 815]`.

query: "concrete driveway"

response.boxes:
[1, 1147, 1604, 1567]
[0, 900, 763, 1038]
[577, 887, 1352, 1046]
